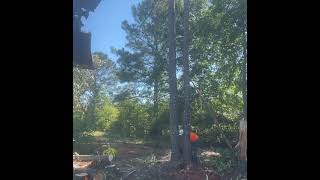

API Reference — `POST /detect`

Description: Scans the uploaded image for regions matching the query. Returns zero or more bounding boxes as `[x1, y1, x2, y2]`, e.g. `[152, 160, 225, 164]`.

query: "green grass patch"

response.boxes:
[85, 131, 105, 137]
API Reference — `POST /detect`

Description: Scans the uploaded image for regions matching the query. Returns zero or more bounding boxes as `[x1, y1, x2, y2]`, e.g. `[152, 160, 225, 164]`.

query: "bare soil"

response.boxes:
[74, 140, 229, 180]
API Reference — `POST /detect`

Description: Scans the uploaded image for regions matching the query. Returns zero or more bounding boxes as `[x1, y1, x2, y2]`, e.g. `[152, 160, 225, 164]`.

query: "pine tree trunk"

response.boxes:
[182, 0, 192, 165]
[240, 25, 247, 161]
[242, 25, 247, 122]
[153, 78, 161, 138]
[86, 75, 98, 130]
[168, 0, 179, 162]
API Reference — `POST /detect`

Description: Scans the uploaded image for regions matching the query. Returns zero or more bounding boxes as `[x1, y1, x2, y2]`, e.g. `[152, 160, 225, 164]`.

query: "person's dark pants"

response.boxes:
[191, 141, 199, 165]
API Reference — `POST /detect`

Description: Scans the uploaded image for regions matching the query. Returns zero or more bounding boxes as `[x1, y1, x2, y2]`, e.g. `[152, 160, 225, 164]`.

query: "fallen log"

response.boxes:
[73, 155, 109, 161]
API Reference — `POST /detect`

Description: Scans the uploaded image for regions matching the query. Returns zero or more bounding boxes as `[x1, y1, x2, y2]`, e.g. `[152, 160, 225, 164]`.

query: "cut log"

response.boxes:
[73, 155, 109, 161]
[74, 172, 88, 180]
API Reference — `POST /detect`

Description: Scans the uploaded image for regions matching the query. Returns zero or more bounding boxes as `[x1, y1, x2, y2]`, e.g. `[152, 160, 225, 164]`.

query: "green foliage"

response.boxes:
[190, 0, 247, 121]
[149, 101, 170, 137]
[96, 96, 119, 131]
[202, 148, 238, 176]
[73, 111, 87, 138]
[73, 53, 119, 137]
[109, 98, 151, 138]
[102, 147, 118, 156]
[198, 123, 239, 148]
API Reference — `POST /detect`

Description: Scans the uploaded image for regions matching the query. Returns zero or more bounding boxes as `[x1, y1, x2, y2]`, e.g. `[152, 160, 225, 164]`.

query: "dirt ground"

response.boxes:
[74, 141, 234, 180]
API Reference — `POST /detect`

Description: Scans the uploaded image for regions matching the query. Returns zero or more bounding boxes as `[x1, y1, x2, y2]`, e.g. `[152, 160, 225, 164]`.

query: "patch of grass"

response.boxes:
[144, 139, 169, 149]
[86, 131, 105, 137]
[143, 136, 170, 149]
[74, 135, 96, 143]
[104, 134, 146, 144]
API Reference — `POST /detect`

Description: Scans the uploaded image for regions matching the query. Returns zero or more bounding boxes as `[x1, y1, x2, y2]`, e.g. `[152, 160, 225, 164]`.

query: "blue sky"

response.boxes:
[82, 0, 142, 61]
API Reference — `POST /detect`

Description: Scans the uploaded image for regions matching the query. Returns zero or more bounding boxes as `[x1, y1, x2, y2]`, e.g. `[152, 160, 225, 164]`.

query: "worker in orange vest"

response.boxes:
[190, 131, 200, 164]
[178, 129, 200, 164]
[190, 131, 199, 143]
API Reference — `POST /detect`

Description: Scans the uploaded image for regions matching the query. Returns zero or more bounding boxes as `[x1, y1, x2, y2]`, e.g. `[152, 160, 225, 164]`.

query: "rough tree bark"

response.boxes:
[239, 27, 247, 161]
[236, 9, 247, 165]
[168, 0, 180, 162]
[182, 0, 192, 165]
[153, 77, 161, 138]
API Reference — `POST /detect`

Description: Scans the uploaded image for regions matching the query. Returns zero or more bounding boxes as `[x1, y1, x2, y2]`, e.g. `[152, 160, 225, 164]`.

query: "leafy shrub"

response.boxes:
[193, 115, 239, 148]
[103, 147, 118, 156]
[110, 98, 151, 138]
[202, 148, 238, 176]
[96, 97, 119, 131]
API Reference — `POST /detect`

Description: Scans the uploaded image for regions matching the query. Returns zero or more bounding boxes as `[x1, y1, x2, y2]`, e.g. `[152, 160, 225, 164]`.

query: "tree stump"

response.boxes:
[239, 120, 247, 161]
[74, 172, 88, 180]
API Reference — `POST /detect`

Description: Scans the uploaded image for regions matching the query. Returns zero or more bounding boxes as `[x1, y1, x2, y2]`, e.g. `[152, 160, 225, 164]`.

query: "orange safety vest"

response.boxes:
[190, 132, 199, 143]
